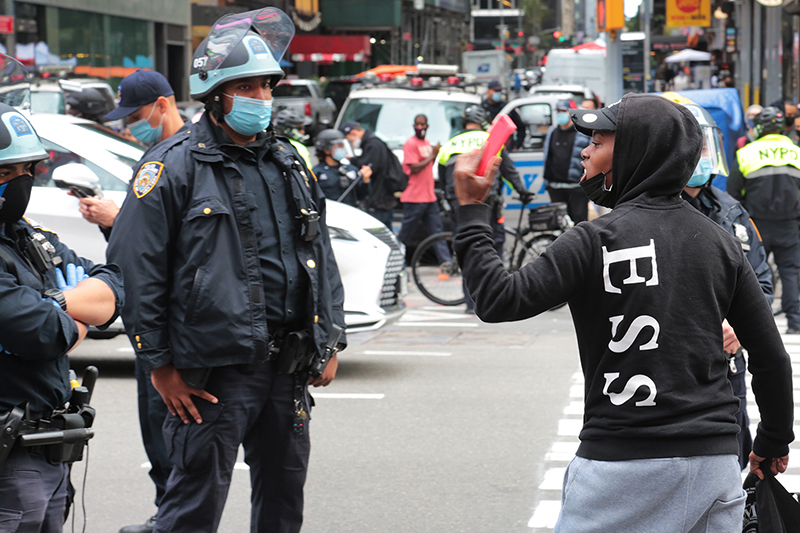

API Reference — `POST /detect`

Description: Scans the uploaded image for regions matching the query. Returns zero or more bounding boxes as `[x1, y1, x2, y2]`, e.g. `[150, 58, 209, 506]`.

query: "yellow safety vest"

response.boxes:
[437, 130, 490, 167]
[289, 139, 312, 170]
[737, 134, 800, 177]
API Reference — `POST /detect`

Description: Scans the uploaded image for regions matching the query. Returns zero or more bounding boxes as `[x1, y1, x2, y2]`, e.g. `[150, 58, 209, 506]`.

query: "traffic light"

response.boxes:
[517, 30, 524, 38]
[553, 30, 566, 42]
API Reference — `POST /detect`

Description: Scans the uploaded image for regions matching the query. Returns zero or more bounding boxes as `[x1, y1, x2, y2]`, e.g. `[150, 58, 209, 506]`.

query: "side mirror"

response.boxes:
[52, 164, 104, 198]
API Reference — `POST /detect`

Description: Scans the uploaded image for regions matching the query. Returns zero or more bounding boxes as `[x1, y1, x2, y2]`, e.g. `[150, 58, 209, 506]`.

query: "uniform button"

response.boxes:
[272, 188, 276, 193]
[135, 335, 140, 342]
[203, 208, 211, 215]
[137, 343, 142, 349]
[306, 259, 316, 269]
[288, 309, 293, 314]
[314, 315, 319, 323]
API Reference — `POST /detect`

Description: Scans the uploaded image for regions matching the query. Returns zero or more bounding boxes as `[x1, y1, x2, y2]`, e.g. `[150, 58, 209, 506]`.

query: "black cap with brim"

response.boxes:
[570, 106, 618, 136]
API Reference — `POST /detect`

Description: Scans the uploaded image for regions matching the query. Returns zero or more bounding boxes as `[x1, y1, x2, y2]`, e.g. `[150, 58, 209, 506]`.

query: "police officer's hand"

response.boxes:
[721, 319, 741, 354]
[78, 197, 120, 229]
[309, 353, 338, 387]
[520, 192, 535, 205]
[750, 452, 789, 480]
[150, 363, 219, 424]
[57, 263, 89, 291]
[454, 148, 501, 206]
[360, 165, 372, 183]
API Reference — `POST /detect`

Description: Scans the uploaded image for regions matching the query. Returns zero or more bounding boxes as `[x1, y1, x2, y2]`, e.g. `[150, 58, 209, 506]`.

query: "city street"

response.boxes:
[66, 284, 800, 533]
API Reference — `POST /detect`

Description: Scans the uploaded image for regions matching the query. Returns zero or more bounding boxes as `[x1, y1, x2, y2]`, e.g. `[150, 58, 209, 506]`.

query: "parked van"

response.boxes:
[541, 49, 608, 103]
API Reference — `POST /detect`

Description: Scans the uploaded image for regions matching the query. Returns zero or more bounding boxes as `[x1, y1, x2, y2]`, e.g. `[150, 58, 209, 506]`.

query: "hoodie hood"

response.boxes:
[610, 93, 703, 208]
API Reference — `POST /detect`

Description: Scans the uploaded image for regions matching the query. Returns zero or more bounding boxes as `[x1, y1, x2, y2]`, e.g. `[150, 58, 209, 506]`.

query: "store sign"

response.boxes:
[0, 16, 13, 35]
[666, 0, 711, 28]
[292, 0, 322, 32]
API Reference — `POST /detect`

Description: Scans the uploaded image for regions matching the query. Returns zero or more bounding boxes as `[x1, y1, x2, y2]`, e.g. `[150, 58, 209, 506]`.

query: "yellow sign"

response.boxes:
[597, 0, 625, 32]
[666, 0, 711, 28]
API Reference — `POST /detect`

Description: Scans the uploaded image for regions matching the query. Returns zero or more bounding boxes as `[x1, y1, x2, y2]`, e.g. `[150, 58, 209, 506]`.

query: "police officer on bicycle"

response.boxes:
[312, 128, 371, 207]
[107, 9, 345, 533]
[0, 56, 123, 533]
[437, 105, 532, 311]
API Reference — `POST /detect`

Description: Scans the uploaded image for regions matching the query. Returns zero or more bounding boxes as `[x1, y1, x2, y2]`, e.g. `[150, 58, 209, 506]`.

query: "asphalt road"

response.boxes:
[66, 285, 582, 533]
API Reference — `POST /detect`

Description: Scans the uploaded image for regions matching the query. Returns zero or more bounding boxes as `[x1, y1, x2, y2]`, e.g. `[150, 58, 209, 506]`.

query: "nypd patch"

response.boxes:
[133, 162, 163, 199]
[10, 116, 31, 137]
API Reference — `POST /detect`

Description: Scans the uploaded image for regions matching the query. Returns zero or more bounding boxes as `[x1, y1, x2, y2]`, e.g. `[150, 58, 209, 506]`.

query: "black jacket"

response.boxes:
[108, 114, 345, 372]
[351, 129, 402, 210]
[0, 218, 124, 414]
[481, 97, 526, 150]
[455, 93, 794, 461]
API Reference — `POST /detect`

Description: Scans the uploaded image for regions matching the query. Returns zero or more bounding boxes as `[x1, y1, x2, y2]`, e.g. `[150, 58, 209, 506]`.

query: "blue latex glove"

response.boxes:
[56, 263, 88, 291]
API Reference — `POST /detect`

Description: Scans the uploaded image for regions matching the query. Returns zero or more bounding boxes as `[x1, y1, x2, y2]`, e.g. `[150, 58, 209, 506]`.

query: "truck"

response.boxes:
[541, 48, 609, 103]
[462, 50, 509, 85]
[272, 78, 338, 136]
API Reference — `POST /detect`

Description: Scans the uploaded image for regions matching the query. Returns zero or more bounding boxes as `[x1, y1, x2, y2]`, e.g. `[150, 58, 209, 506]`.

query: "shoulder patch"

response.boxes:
[22, 216, 59, 237]
[133, 162, 164, 199]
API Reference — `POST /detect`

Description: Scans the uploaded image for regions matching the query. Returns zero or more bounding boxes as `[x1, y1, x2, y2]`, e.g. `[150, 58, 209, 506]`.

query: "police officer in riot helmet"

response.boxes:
[728, 105, 800, 334]
[312, 128, 371, 207]
[65, 88, 115, 124]
[0, 55, 123, 532]
[107, 9, 345, 533]
[273, 107, 312, 167]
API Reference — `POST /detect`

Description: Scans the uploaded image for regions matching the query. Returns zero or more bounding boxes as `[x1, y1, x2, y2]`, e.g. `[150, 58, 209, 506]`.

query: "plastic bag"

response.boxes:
[743, 470, 800, 533]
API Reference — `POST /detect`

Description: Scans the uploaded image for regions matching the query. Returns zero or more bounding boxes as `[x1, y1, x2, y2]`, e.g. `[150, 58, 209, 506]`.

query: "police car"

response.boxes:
[25, 112, 406, 336]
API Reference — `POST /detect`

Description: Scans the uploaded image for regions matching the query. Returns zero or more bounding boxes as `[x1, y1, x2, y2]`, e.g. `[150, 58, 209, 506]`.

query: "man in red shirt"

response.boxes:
[398, 114, 451, 267]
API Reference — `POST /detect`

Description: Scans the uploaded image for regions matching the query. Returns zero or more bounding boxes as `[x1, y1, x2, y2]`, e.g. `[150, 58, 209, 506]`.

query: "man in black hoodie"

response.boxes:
[452, 94, 793, 531]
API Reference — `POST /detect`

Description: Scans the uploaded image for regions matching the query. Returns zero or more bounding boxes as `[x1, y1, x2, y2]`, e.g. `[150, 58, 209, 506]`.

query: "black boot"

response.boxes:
[119, 516, 156, 533]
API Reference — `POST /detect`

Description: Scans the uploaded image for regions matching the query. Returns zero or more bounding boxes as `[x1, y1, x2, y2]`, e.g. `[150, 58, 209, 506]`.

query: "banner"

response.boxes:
[666, 0, 711, 28]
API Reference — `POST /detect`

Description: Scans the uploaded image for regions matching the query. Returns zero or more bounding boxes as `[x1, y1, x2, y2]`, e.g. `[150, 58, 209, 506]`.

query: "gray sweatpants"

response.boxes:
[555, 455, 745, 533]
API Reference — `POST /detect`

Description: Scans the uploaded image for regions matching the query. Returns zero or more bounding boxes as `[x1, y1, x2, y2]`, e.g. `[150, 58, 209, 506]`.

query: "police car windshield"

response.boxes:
[74, 123, 145, 168]
[339, 97, 473, 150]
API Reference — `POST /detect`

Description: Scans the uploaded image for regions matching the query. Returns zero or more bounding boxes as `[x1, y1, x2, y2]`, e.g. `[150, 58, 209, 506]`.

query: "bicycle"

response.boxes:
[410, 198, 573, 307]
[504, 198, 574, 272]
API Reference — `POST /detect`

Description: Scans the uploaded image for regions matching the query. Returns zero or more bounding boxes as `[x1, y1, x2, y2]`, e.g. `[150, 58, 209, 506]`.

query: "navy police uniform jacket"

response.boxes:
[0, 218, 124, 414]
[107, 113, 345, 372]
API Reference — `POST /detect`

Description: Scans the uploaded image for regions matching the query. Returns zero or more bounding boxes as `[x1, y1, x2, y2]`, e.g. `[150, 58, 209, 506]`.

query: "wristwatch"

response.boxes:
[44, 288, 67, 311]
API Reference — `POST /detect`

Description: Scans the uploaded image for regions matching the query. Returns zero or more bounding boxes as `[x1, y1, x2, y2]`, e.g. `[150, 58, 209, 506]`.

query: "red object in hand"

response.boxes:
[477, 114, 516, 177]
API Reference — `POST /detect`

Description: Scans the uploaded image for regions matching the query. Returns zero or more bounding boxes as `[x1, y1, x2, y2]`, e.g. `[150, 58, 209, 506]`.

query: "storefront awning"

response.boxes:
[289, 35, 370, 63]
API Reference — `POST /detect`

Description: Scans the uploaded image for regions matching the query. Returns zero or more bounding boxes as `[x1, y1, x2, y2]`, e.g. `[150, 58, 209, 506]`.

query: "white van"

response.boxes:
[540, 49, 608, 103]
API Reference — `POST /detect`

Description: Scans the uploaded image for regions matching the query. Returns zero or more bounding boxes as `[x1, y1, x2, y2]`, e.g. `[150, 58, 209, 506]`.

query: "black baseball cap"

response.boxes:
[487, 79, 503, 91]
[104, 70, 175, 121]
[570, 100, 620, 136]
[339, 121, 361, 135]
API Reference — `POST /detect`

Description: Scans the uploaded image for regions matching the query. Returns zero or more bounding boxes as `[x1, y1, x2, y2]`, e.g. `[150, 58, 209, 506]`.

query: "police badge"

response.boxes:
[133, 162, 163, 199]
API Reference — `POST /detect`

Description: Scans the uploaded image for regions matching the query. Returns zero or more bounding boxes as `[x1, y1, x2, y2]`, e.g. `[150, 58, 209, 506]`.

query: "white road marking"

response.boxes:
[117, 346, 134, 353]
[396, 322, 478, 328]
[363, 350, 452, 357]
[312, 393, 385, 399]
[528, 501, 561, 529]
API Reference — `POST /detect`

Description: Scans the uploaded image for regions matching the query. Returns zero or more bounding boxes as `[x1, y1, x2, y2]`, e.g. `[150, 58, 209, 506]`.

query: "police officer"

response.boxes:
[0, 60, 123, 531]
[728, 106, 800, 334]
[272, 108, 312, 168]
[677, 101, 773, 469]
[65, 87, 115, 124]
[481, 79, 525, 150]
[107, 8, 345, 533]
[312, 128, 371, 207]
[437, 105, 532, 312]
[73, 69, 186, 533]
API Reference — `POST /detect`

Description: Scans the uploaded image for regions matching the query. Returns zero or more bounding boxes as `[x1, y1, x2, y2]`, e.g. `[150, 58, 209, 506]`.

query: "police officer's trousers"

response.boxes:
[755, 218, 800, 330]
[135, 358, 172, 507]
[153, 362, 311, 533]
[0, 446, 69, 533]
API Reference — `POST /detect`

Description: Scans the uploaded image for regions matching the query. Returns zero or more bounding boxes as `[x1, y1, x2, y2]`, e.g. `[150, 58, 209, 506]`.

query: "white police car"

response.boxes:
[25, 113, 406, 337]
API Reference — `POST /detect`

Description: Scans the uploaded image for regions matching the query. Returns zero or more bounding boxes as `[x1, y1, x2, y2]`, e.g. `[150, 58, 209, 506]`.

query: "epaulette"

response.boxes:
[142, 128, 192, 163]
[21, 216, 58, 237]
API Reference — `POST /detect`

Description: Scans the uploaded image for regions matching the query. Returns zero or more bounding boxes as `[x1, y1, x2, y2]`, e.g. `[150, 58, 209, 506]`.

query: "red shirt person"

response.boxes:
[397, 114, 451, 267]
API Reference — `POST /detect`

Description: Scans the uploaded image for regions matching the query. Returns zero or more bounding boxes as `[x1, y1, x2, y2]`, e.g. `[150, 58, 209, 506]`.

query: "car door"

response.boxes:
[501, 101, 550, 211]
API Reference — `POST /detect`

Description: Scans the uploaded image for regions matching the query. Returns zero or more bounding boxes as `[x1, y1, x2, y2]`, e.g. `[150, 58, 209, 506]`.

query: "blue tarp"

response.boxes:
[673, 88, 747, 191]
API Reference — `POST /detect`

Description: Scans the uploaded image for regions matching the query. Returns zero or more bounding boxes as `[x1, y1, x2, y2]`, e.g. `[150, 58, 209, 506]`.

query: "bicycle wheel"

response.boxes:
[411, 232, 465, 306]
[511, 234, 556, 272]
[503, 227, 520, 271]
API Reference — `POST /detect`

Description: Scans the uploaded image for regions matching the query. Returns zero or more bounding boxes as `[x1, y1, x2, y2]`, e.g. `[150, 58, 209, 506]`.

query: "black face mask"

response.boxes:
[579, 169, 616, 209]
[0, 174, 34, 224]
[414, 127, 427, 140]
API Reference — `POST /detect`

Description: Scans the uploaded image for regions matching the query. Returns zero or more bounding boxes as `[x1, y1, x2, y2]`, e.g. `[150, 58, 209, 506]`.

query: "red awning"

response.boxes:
[289, 35, 370, 63]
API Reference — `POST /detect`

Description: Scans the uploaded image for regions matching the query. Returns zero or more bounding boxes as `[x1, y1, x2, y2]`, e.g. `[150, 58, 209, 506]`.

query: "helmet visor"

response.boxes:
[203, 8, 295, 73]
[0, 55, 30, 109]
[701, 125, 728, 177]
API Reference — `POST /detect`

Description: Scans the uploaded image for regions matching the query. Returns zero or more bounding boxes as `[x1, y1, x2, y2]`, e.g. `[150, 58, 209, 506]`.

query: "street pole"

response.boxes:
[764, 6, 782, 105]
[642, 0, 652, 92]
[737, 0, 752, 109]
[4, 0, 13, 59]
[605, 30, 624, 103]
[752, 2, 762, 106]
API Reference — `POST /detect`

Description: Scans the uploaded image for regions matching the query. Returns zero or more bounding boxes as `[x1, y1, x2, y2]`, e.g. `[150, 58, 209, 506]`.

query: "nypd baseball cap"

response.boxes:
[104, 70, 175, 121]
[570, 100, 620, 136]
[339, 121, 361, 135]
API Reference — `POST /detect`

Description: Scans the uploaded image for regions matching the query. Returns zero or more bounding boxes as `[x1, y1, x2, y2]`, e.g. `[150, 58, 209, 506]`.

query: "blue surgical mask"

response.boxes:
[556, 112, 570, 126]
[687, 156, 714, 187]
[332, 147, 347, 161]
[491, 92, 503, 103]
[128, 104, 163, 145]
[747, 119, 755, 129]
[223, 94, 273, 136]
